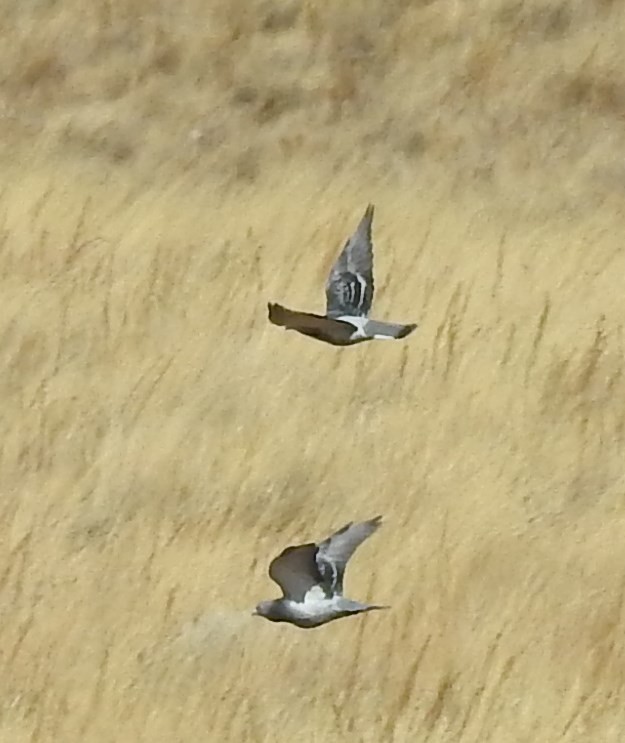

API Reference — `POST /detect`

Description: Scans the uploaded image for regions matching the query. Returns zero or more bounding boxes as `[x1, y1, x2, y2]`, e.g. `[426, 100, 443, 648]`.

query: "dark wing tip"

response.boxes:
[397, 323, 418, 339]
[268, 302, 286, 325]
[337, 516, 382, 535]
[361, 205, 374, 235]
[333, 521, 354, 537]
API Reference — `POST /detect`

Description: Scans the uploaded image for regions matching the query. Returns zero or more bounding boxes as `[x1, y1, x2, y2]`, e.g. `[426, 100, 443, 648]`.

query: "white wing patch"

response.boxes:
[302, 585, 327, 605]
[336, 315, 368, 339]
[352, 273, 370, 316]
[294, 594, 344, 616]
[284, 588, 338, 619]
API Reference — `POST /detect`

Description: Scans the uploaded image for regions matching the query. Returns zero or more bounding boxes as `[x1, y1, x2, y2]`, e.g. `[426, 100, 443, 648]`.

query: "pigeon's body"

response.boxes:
[256, 595, 380, 629]
[267, 205, 417, 346]
[254, 517, 387, 628]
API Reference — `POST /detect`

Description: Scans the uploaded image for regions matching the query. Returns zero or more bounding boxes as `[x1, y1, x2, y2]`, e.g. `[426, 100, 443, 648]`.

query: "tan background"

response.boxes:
[2, 1, 625, 741]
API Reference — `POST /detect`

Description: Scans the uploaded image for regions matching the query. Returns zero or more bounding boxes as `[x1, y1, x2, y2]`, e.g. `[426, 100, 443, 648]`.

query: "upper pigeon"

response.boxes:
[268, 205, 417, 345]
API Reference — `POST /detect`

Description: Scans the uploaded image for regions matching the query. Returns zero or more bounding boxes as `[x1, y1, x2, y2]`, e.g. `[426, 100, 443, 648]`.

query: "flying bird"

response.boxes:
[267, 205, 417, 345]
[253, 516, 388, 628]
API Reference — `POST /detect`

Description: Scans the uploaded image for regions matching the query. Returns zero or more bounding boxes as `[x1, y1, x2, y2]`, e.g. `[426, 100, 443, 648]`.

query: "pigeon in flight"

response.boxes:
[267, 205, 417, 345]
[253, 516, 388, 628]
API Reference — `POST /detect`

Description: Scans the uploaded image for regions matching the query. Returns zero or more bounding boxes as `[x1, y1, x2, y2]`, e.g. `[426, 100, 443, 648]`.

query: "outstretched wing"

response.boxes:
[315, 516, 382, 596]
[269, 543, 322, 602]
[325, 205, 375, 318]
[267, 303, 357, 345]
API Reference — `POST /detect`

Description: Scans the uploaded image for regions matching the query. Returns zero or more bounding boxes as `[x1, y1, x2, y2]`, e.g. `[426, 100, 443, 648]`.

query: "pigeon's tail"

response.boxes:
[338, 599, 390, 617]
[364, 319, 418, 340]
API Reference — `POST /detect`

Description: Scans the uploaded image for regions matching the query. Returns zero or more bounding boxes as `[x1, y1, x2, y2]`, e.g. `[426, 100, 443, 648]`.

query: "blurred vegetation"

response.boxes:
[1, 1, 625, 741]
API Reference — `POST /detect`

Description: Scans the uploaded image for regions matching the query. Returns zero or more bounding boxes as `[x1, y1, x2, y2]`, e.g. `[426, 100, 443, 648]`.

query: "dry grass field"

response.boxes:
[2, 0, 625, 741]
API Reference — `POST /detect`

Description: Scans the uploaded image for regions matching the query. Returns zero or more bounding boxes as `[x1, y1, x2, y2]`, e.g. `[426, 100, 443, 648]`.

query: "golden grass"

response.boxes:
[2, 1, 625, 741]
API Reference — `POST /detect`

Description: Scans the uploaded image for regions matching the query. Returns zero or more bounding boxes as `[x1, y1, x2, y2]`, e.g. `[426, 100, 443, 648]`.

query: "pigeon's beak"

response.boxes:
[251, 609, 259, 617]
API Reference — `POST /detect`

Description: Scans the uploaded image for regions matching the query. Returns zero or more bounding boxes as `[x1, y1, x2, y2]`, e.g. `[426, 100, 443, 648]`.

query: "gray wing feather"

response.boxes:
[269, 544, 322, 602]
[325, 205, 375, 318]
[315, 516, 382, 596]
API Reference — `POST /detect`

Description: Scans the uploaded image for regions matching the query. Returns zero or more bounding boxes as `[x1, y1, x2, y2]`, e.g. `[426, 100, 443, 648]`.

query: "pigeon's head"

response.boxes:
[252, 599, 285, 622]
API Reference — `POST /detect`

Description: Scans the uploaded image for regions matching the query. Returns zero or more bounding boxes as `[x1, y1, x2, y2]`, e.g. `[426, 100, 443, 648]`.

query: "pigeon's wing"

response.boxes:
[315, 516, 382, 596]
[269, 543, 323, 602]
[325, 205, 374, 318]
[267, 303, 357, 344]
